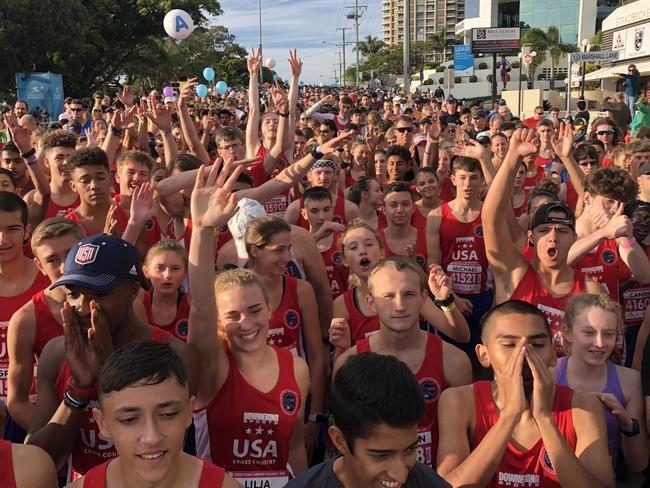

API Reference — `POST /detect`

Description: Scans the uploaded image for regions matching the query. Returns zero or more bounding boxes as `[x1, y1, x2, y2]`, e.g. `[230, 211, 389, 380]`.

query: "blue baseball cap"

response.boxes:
[51, 235, 145, 293]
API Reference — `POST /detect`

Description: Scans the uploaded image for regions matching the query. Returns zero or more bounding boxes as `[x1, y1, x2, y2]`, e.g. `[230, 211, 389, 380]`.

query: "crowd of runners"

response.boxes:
[0, 48, 650, 487]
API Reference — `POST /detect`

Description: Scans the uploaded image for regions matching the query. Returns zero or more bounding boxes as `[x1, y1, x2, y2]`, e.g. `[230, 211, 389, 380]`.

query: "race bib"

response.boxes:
[232, 470, 290, 488]
[622, 287, 650, 325]
[264, 194, 289, 217]
[416, 427, 433, 468]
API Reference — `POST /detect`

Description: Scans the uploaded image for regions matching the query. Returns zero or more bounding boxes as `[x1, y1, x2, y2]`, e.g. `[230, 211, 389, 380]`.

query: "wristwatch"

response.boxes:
[308, 413, 327, 424]
[621, 417, 640, 437]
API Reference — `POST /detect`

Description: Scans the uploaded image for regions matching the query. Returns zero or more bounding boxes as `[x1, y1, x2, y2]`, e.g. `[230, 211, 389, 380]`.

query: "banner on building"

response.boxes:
[15, 72, 65, 120]
[454, 45, 475, 76]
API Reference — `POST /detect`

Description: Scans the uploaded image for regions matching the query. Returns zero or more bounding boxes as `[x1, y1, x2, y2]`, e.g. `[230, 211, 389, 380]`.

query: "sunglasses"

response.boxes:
[395, 127, 413, 133]
[596, 129, 615, 136]
[535, 112, 544, 115]
[71, 108, 83, 112]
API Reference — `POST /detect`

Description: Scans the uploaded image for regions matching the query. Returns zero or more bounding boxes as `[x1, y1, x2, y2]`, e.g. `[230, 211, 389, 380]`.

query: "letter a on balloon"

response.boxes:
[176, 15, 189, 32]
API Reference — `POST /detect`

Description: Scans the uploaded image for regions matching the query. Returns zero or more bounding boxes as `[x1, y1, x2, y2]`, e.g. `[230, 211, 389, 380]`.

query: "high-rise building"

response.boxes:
[382, 0, 465, 57]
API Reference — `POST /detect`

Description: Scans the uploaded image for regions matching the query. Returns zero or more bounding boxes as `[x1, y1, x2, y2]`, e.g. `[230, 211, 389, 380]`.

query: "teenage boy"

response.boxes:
[334, 257, 471, 469]
[1, 142, 33, 197]
[306, 94, 354, 132]
[483, 128, 603, 356]
[437, 300, 615, 488]
[23, 130, 80, 225]
[64, 148, 115, 237]
[427, 157, 492, 349]
[288, 352, 450, 487]
[26, 235, 195, 481]
[380, 182, 432, 272]
[300, 186, 349, 299]
[66, 340, 239, 488]
[0, 192, 50, 442]
[385, 145, 411, 184]
[7, 217, 84, 431]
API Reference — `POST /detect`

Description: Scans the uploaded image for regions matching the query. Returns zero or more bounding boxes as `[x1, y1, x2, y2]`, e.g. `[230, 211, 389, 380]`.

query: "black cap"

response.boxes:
[497, 99, 507, 106]
[530, 201, 575, 230]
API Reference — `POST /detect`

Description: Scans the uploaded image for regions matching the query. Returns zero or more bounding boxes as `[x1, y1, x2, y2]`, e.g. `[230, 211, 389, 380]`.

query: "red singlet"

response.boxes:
[320, 232, 348, 299]
[82, 458, 226, 487]
[143, 290, 190, 342]
[53, 328, 171, 481]
[523, 167, 545, 194]
[43, 195, 80, 220]
[378, 227, 428, 272]
[511, 266, 586, 356]
[439, 176, 455, 202]
[439, 202, 490, 294]
[356, 333, 447, 468]
[342, 289, 380, 345]
[297, 191, 346, 230]
[113, 194, 163, 248]
[268, 276, 305, 357]
[31, 290, 64, 357]
[471, 381, 577, 488]
[565, 180, 578, 212]
[0, 440, 17, 488]
[246, 145, 292, 217]
[0, 271, 49, 401]
[575, 239, 620, 301]
[193, 347, 300, 488]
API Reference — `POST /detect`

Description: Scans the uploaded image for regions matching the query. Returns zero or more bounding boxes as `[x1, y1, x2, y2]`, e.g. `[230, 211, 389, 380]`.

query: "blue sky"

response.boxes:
[214, 0, 384, 84]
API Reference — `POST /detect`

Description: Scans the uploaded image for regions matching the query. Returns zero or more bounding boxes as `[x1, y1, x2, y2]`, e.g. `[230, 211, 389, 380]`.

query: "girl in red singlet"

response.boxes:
[330, 221, 470, 354]
[343, 141, 369, 188]
[413, 167, 442, 222]
[141, 240, 190, 342]
[512, 163, 528, 218]
[348, 176, 384, 231]
[437, 147, 456, 203]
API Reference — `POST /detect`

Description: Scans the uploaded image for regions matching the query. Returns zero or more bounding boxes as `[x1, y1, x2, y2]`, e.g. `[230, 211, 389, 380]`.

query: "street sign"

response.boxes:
[453, 45, 474, 76]
[523, 52, 533, 65]
[471, 28, 520, 54]
[569, 51, 620, 63]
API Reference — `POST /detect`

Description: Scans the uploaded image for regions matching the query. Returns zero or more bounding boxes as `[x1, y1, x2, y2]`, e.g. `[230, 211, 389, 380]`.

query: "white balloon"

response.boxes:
[265, 58, 276, 69]
[163, 9, 194, 40]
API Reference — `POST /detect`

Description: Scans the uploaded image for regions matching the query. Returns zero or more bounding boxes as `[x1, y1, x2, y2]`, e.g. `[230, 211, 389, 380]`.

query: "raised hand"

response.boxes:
[288, 49, 303, 78]
[2, 111, 33, 153]
[428, 265, 452, 301]
[116, 84, 135, 108]
[85, 127, 98, 148]
[320, 130, 356, 154]
[270, 86, 289, 113]
[190, 159, 242, 229]
[178, 78, 198, 107]
[428, 114, 442, 140]
[147, 94, 173, 131]
[329, 318, 352, 353]
[601, 202, 633, 239]
[111, 106, 138, 131]
[61, 300, 115, 387]
[450, 139, 489, 160]
[103, 204, 120, 236]
[129, 182, 156, 226]
[313, 220, 346, 241]
[247, 48, 263, 76]
[507, 128, 540, 158]
[494, 337, 528, 421]
[526, 344, 554, 421]
[551, 122, 574, 160]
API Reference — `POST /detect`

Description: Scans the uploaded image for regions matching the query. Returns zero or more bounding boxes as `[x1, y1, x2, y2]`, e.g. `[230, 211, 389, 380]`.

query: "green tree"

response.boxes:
[428, 32, 447, 62]
[354, 35, 386, 60]
[0, 0, 224, 98]
[522, 26, 575, 90]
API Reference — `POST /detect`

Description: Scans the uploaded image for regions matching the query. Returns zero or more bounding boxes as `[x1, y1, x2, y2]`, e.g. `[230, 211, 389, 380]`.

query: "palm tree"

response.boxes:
[354, 35, 386, 60]
[522, 26, 575, 89]
[428, 31, 447, 62]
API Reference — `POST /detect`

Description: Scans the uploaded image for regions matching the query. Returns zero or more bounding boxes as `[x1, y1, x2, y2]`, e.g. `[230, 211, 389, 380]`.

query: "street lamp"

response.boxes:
[580, 38, 589, 99]
[322, 40, 344, 87]
[565, 77, 570, 113]
[528, 51, 537, 90]
[518, 52, 523, 118]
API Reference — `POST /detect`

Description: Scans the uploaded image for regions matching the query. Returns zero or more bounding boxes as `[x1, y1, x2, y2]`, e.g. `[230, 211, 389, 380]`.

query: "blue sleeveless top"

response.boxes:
[555, 357, 625, 464]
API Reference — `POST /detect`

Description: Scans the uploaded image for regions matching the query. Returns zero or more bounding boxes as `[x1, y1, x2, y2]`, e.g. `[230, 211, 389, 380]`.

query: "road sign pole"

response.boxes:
[566, 53, 571, 114]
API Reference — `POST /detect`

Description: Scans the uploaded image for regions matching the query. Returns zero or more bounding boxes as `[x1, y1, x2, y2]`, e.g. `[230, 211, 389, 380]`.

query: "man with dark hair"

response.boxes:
[13, 100, 28, 118]
[66, 340, 238, 488]
[289, 352, 450, 487]
[0, 192, 50, 442]
[306, 94, 353, 132]
[69, 99, 91, 135]
[64, 147, 114, 236]
[385, 145, 411, 184]
[1, 141, 34, 197]
[26, 235, 195, 482]
[437, 299, 615, 488]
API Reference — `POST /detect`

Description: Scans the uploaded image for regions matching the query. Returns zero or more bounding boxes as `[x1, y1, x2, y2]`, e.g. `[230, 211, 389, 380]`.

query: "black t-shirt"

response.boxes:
[286, 457, 451, 487]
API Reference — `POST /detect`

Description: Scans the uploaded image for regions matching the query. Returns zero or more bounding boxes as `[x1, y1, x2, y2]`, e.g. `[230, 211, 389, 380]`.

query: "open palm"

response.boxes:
[191, 159, 242, 229]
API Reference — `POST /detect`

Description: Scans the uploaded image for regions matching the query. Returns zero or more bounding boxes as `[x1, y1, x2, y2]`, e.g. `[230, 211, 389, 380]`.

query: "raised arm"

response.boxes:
[305, 95, 336, 122]
[146, 94, 177, 171]
[177, 79, 210, 164]
[450, 139, 496, 187]
[284, 49, 303, 164]
[245, 48, 263, 158]
[552, 122, 585, 198]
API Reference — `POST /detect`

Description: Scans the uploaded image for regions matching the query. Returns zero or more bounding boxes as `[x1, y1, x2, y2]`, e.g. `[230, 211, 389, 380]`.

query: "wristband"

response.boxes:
[67, 377, 96, 400]
[441, 302, 456, 313]
[278, 112, 289, 117]
[434, 294, 455, 308]
[20, 148, 36, 159]
[621, 238, 636, 250]
[25, 158, 38, 167]
[109, 124, 124, 137]
[311, 146, 324, 160]
[621, 417, 640, 437]
[64, 390, 90, 410]
[429, 139, 440, 144]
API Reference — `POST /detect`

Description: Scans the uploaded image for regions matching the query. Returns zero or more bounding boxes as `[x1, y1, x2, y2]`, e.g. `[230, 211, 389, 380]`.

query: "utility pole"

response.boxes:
[338, 50, 343, 86]
[258, 0, 263, 87]
[346, 1, 367, 87]
[403, 0, 410, 94]
[337, 27, 350, 87]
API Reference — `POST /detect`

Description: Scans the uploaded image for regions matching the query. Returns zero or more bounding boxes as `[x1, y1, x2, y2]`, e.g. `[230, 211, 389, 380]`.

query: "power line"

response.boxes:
[346, 1, 367, 86]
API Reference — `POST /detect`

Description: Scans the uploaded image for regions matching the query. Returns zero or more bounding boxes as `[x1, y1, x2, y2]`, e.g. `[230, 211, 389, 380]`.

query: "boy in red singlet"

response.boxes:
[483, 128, 604, 356]
[64, 148, 115, 237]
[334, 256, 472, 469]
[7, 217, 84, 431]
[379, 182, 432, 272]
[288, 353, 449, 488]
[437, 300, 615, 488]
[0, 192, 51, 442]
[23, 130, 80, 226]
[187, 164, 310, 485]
[26, 234, 195, 482]
[300, 186, 349, 299]
[0, 440, 57, 487]
[427, 156, 492, 353]
[66, 340, 239, 488]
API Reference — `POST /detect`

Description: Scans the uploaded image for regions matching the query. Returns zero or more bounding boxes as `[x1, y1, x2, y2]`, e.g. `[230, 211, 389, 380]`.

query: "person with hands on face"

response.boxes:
[436, 299, 615, 488]
[483, 128, 604, 356]
[552, 294, 648, 472]
[333, 257, 472, 469]
[25, 234, 196, 482]
[187, 162, 311, 485]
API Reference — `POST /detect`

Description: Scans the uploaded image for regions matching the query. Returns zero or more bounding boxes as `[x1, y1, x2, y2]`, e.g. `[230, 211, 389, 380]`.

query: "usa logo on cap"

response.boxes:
[75, 244, 100, 265]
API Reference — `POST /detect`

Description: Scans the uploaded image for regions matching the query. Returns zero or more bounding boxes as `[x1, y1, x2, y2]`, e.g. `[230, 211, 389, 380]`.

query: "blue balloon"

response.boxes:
[299, 80, 304, 86]
[203, 67, 215, 82]
[216, 80, 228, 95]
[196, 83, 208, 98]
[273, 74, 279, 82]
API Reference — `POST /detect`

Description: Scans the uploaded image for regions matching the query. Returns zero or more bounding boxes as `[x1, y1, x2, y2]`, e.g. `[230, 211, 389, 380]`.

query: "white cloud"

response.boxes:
[212, 0, 384, 84]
